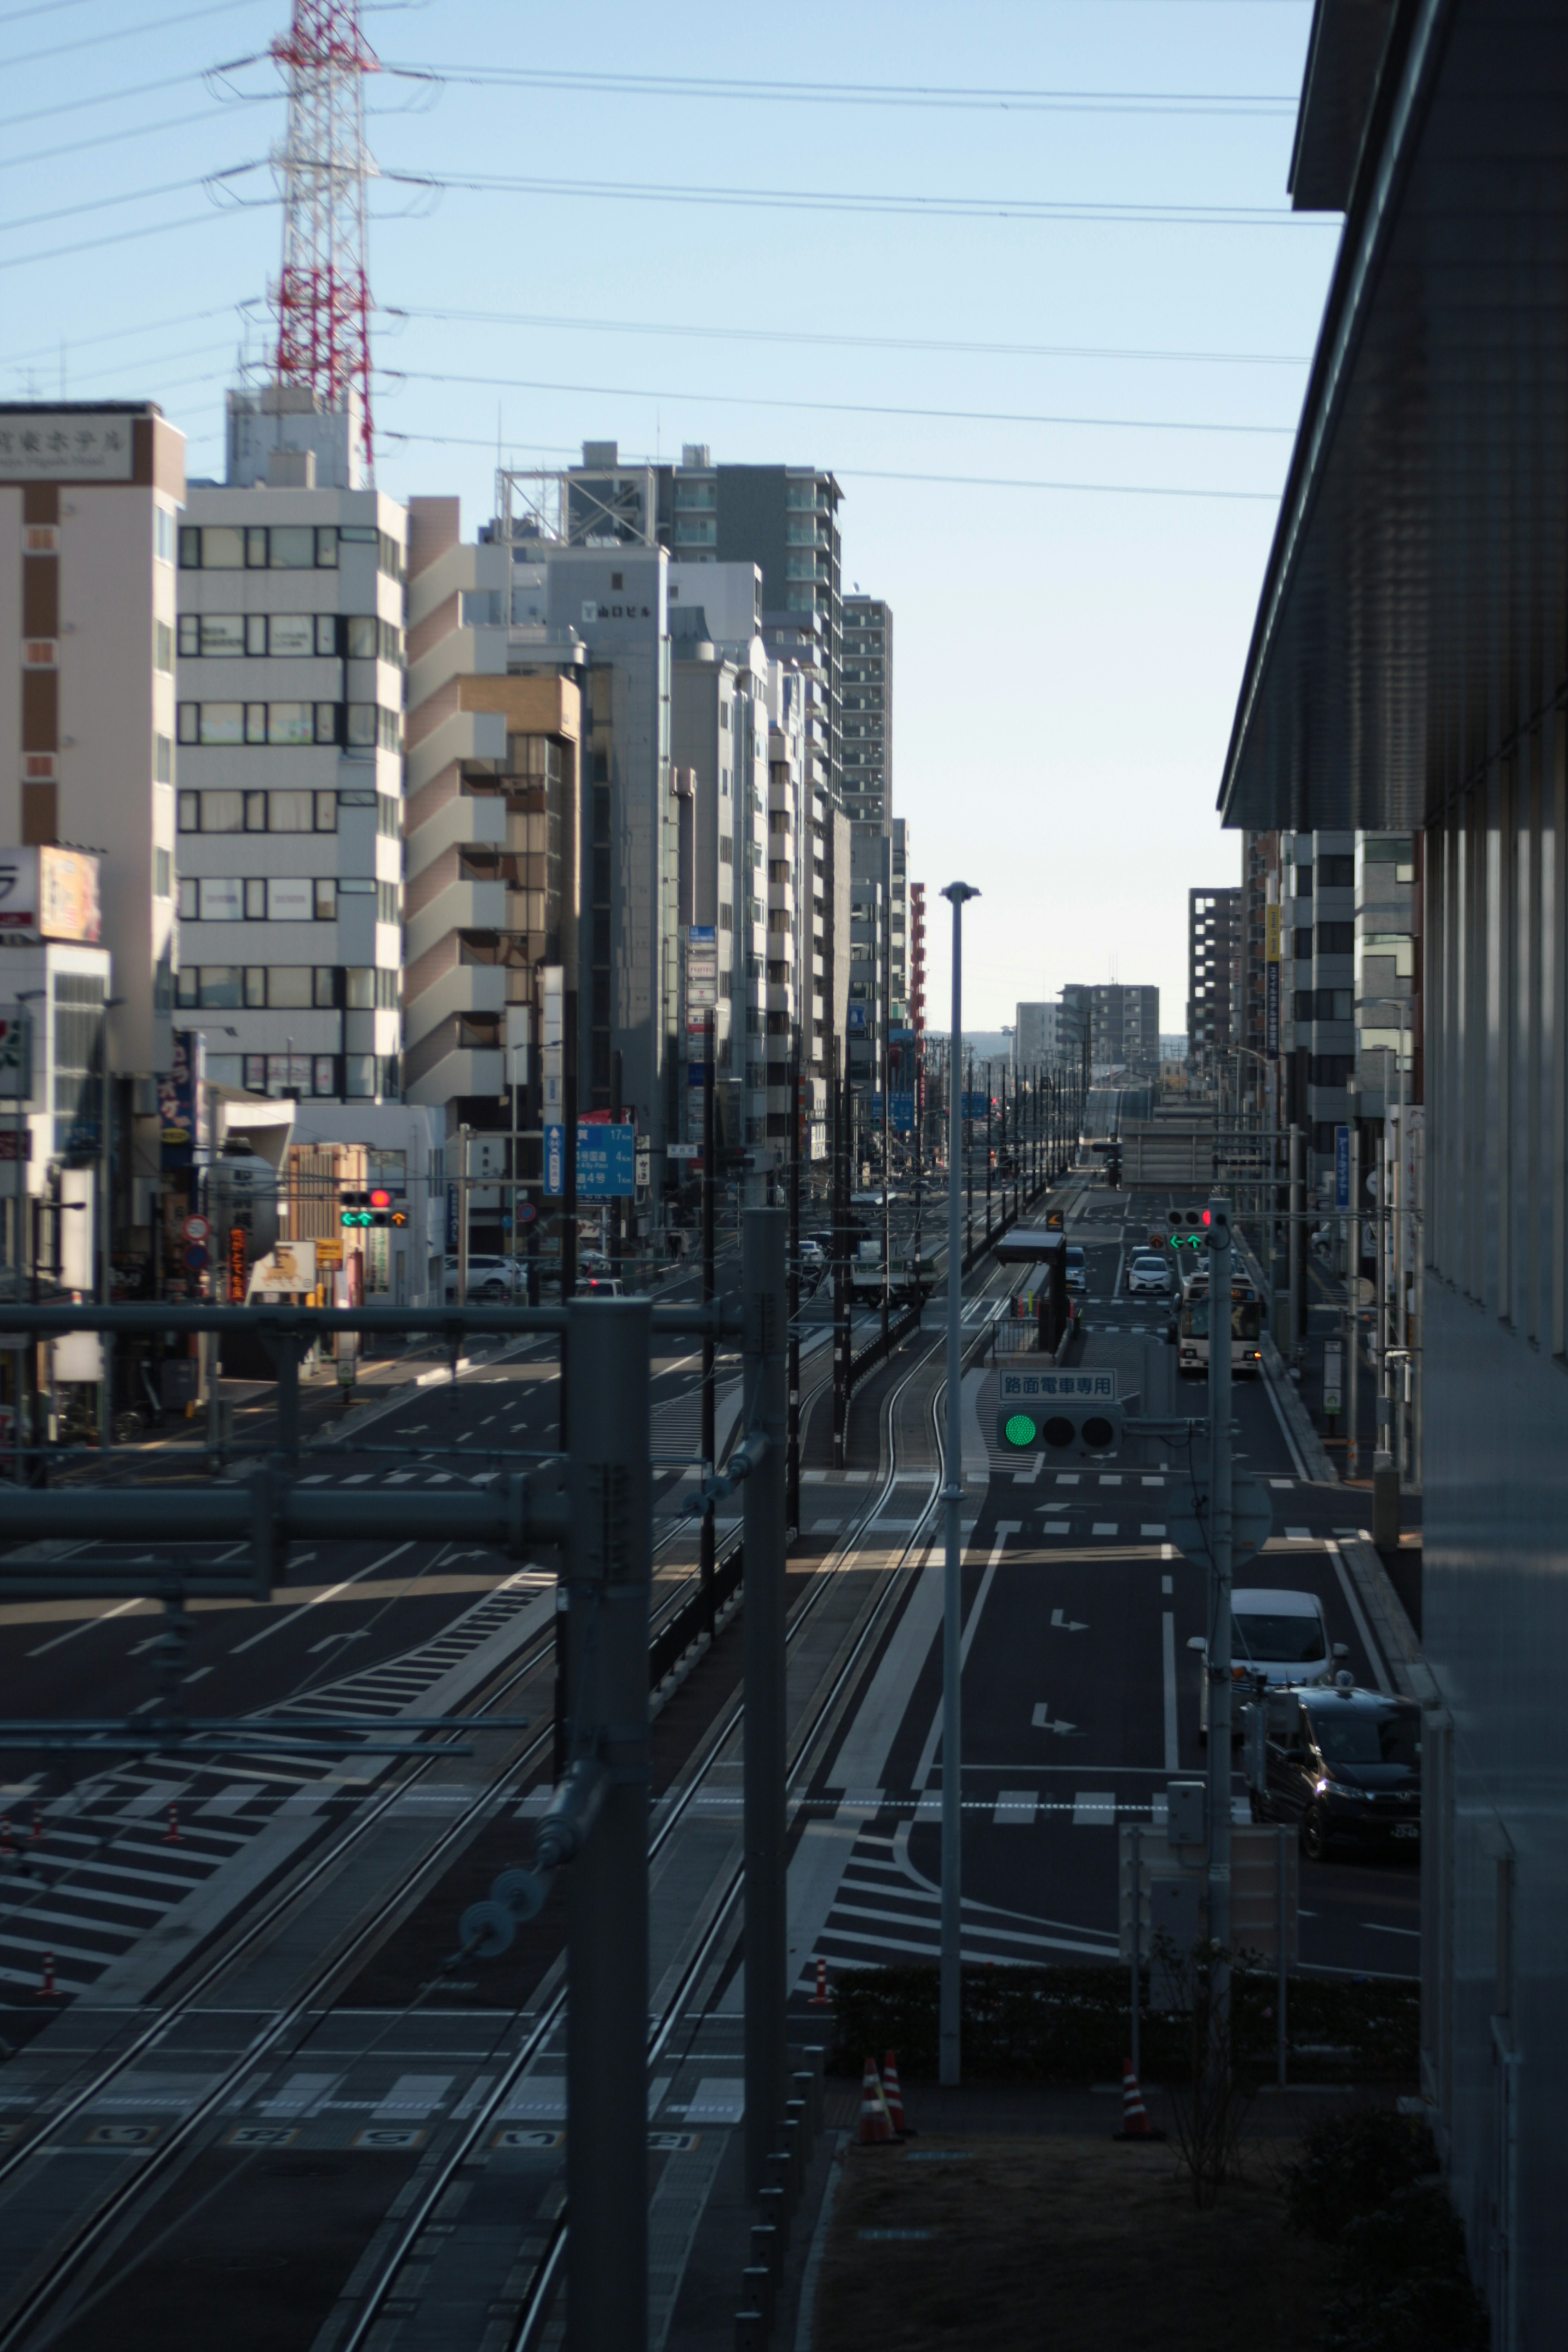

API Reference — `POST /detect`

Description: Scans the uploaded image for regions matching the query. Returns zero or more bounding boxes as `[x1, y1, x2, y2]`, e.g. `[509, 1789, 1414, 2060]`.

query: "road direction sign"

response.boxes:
[1334, 1125, 1351, 1211]
[1163, 1470, 1272, 1571]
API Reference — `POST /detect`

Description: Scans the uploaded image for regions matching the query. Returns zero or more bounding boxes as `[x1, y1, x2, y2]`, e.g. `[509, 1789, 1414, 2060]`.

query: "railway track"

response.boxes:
[0, 1237, 1025, 2350]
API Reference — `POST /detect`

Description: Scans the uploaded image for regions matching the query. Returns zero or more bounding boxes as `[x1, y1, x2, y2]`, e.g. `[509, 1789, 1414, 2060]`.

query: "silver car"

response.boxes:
[1127, 1252, 1172, 1296]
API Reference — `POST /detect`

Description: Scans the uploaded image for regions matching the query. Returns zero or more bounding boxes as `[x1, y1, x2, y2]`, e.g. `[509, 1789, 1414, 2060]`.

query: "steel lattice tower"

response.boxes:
[270, 0, 378, 470]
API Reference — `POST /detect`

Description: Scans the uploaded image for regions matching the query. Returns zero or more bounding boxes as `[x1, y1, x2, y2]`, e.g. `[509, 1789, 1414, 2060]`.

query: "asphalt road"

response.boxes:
[797, 1179, 1420, 1991]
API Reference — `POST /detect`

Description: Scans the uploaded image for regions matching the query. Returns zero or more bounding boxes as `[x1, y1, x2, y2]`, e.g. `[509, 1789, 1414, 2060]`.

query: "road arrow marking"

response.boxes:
[1030, 1701, 1078, 1735]
[1049, 1607, 1087, 1632]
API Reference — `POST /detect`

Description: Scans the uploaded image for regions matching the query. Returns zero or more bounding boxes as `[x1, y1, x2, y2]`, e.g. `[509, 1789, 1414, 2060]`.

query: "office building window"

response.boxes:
[154, 733, 173, 783]
[154, 848, 171, 899]
[179, 524, 339, 571]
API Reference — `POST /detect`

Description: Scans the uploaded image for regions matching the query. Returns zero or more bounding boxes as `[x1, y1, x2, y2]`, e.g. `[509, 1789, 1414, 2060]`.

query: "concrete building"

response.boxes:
[402, 500, 581, 1139]
[1220, 11, 1568, 2335]
[841, 596, 891, 824]
[1187, 885, 1241, 1078]
[1062, 983, 1160, 1080]
[176, 392, 404, 1106]
[0, 399, 184, 1284]
[1014, 1001, 1065, 1070]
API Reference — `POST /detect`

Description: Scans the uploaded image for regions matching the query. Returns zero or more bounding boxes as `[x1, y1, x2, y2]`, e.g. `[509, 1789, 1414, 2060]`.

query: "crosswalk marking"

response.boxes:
[1071, 1791, 1117, 1826]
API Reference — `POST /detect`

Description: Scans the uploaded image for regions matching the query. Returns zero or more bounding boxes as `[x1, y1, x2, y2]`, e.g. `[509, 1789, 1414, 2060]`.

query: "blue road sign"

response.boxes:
[543, 1123, 636, 1199]
[1335, 1123, 1350, 1211]
[543, 1123, 565, 1196]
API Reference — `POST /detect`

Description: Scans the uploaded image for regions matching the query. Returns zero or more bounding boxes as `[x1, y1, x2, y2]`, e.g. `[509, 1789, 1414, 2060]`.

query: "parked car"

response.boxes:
[1192, 1588, 1348, 1740]
[1252, 1681, 1422, 1860]
[1126, 1252, 1172, 1296]
[576, 1275, 625, 1298]
[444, 1254, 524, 1302]
[1065, 1243, 1087, 1292]
[577, 1248, 613, 1276]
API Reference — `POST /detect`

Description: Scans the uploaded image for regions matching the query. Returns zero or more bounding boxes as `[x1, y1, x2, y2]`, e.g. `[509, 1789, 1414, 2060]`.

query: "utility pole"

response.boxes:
[742, 1207, 788, 2196]
[701, 1007, 716, 1632]
[1347, 1126, 1361, 1481]
[1288, 1123, 1303, 1351]
[786, 1031, 801, 1532]
[940, 882, 978, 2085]
[832, 1042, 851, 1470]
[1205, 1193, 1234, 2087]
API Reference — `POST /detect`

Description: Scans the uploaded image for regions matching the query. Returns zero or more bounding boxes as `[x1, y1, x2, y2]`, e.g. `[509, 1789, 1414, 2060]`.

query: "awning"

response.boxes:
[1219, 0, 1568, 835]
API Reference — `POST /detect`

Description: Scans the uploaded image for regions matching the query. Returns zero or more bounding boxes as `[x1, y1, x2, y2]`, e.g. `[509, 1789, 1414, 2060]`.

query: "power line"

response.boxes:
[0, 104, 258, 174]
[388, 364, 1298, 438]
[0, 0, 259, 73]
[396, 301, 1310, 370]
[382, 425, 1280, 502]
[0, 62, 219, 137]
[386, 165, 1327, 229]
[0, 162, 260, 245]
[383, 59, 1298, 116]
[0, 303, 254, 374]
[0, 203, 259, 278]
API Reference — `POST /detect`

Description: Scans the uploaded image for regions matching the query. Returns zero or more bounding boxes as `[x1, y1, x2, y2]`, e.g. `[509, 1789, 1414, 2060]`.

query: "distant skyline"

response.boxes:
[0, 0, 1325, 1026]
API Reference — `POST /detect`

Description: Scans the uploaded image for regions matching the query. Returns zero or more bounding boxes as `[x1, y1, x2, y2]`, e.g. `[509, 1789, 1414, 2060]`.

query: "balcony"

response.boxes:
[406, 706, 508, 797]
[406, 787, 508, 880]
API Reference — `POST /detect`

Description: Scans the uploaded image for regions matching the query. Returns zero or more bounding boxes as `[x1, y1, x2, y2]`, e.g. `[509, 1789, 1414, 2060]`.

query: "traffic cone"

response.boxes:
[38, 1952, 55, 1998]
[1113, 2058, 1165, 2143]
[882, 2051, 911, 2138]
[811, 1957, 831, 2006]
[857, 2057, 894, 2146]
[165, 1805, 180, 1845]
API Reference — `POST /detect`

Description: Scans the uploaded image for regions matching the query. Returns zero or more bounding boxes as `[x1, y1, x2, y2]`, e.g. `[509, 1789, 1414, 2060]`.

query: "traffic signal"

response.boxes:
[996, 1399, 1124, 1458]
[341, 1188, 405, 1229]
[1204, 1203, 1231, 1250]
[340, 1190, 372, 1228]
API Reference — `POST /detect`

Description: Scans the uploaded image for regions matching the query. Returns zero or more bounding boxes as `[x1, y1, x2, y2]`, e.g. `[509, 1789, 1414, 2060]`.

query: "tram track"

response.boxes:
[0, 1239, 1022, 2350]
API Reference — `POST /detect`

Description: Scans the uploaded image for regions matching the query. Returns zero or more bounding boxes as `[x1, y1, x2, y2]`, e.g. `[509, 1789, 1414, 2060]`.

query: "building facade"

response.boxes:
[1187, 884, 1241, 1079]
[841, 596, 891, 824]
[0, 399, 185, 1282]
[176, 395, 405, 1107]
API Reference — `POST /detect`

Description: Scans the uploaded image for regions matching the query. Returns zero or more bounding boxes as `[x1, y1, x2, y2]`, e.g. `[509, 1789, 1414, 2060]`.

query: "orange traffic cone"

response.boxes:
[857, 2057, 894, 2146]
[165, 1805, 180, 1845]
[1113, 2058, 1165, 2142]
[882, 2051, 910, 2138]
[38, 1951, 56, 1998]
[811, 1957, 831, 2006]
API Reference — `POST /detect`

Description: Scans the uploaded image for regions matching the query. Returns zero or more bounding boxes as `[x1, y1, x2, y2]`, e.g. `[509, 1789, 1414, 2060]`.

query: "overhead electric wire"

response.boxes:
[0, 160, 260, 245]
[0, 302, 252, 374]
[0, 62, 222, 137]
[389, 363, 1298, 438]
[0, 104, 255, 173]
[396, 301, 1310, 370]
[0, 203, 259, 278]
[383, 425, 1281, 502]
[383, 58, 1298, 116]
[384, 164, 1327, 228]
[0, 0, 259, 73]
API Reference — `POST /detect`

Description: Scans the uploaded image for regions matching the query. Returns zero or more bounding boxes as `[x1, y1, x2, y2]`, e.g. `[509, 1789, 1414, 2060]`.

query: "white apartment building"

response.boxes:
[0, 400, 184, 1275]
[174, 390, 404, 1105]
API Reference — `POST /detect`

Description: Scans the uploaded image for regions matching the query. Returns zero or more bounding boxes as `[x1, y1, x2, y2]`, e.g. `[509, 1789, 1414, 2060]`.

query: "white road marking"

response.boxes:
[1325, 1539, 1394, 1693]
[1361, 1921, 1421, 1938]
[1030, 1702, 1076, 1735]
[1140, 1523, 1166, 1537]
[1285, 1526, 1312, 1541]
[229, 1541, 417, 1655]
[27, 1597, 144, 1658]
[1270, 1478, 1295, 1490]
[1071, 1791, 1116, 1826]
[993, 1791, 1038, 1825]
[1161, 1575, 1173, 1596]
[1162, 1612, 1179, 1770]
[1091, 1521, 1117, 1536]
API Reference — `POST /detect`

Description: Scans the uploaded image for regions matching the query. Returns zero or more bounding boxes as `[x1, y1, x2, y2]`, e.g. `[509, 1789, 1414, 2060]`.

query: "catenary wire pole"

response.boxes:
[742, 1206, 788, 2195]
[1205, 1194, 1234, 2087]
[940, 882, 978, 2085]
[562, 1294, 653, 2352]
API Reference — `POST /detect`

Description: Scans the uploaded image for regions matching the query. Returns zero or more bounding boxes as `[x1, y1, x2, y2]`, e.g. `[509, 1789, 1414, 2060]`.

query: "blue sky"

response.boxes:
[0, 0, 1334, 1031]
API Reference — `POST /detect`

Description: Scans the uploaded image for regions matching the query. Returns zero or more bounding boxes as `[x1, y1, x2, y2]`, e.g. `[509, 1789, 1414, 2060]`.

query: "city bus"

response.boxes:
[1177, 1283, 1263, 1379]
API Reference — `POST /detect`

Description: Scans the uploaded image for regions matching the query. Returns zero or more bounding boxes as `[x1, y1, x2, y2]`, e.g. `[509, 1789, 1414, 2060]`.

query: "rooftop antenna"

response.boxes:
[270, 0, 379, 474]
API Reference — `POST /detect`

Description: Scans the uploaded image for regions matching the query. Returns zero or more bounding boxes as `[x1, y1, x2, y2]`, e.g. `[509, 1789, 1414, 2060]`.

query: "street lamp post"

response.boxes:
[940, 882, 978, 2087]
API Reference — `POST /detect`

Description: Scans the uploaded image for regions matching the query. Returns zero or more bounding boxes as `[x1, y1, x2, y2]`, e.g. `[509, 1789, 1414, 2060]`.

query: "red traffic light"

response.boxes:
[369, 1188, 393, 1210]
[1201, 1208, 1212, 1226]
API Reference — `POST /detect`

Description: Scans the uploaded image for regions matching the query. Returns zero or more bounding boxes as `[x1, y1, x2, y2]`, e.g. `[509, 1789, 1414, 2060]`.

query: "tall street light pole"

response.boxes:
[940, 881, 978, 2086]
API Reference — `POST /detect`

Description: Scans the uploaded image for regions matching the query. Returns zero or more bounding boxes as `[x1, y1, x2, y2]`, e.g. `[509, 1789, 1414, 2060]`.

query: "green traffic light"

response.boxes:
[1004, 1413, 1038, 1448]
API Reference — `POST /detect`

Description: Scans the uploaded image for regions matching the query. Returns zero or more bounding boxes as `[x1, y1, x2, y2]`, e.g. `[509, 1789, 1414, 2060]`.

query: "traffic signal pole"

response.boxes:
[1205, 1196, 1234, 2082]
[940, 882, 978, 2085]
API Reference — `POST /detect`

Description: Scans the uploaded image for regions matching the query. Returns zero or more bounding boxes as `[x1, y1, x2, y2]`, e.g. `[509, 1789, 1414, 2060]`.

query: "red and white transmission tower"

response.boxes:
[270, 0, 379, 472]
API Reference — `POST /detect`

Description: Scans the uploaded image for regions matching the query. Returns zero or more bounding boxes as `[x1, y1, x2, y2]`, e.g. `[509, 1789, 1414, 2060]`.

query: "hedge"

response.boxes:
[825, 1962, 1419, 2084]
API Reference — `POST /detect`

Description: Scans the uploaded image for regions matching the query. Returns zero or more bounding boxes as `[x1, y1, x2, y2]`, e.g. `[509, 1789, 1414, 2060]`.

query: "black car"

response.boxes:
[1252, 1681, 1421, 1861]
